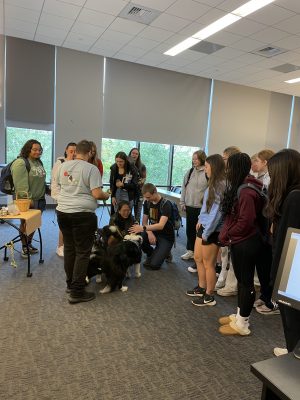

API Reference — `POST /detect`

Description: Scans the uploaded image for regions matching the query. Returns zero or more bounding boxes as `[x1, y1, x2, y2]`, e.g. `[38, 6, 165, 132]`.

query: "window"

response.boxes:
[171, 145, 200, 186]
[101, 138, 137, 184]
[6, 127, 53, 181]
[140, 142, 170, 186]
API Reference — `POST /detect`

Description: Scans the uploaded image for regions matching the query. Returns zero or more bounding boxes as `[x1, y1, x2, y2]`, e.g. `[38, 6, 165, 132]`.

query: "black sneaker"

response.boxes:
[192, 294, 216, 307]
[143, 256, 152, 266]
[186, 286, 206, 297]
[28, 244, 39, 254]
[143, 263, 161, 271]
[68, 291, 96, 304]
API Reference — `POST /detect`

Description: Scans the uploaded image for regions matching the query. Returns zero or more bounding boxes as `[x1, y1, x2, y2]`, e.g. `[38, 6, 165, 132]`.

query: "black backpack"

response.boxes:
[237, 183, 270, 242]
[0, 158, 31, 195]
[160, 198, 182, 231]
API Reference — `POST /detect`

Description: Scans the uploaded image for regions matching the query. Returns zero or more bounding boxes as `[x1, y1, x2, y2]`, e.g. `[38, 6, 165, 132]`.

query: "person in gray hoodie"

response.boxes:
[180, 150, 207, 267]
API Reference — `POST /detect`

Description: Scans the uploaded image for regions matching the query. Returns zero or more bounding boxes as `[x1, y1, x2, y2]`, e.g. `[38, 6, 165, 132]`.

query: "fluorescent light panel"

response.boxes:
[285, 77, 300, 84]
[164, 0, 276, 56]
[232, 0, 276, 18]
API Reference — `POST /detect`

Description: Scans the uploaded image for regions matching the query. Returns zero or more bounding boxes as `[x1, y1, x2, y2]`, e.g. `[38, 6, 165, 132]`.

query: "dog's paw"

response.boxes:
[120, 286, 128, 292]
[99, 285, 111, 294]
[85, 276, 90, 284]
[135, 272, 141, 278]
[95, 274, 102, 283]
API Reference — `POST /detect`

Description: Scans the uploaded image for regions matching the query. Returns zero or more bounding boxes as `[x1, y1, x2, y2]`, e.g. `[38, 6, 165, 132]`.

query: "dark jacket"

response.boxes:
[271, 188, 300, 284]
[219, 176, 265, 246]
[109, 162, 139, 201]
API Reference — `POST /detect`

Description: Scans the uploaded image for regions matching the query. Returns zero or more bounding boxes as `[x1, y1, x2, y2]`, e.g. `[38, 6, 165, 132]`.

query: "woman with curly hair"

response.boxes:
[186, 154, 225, 307]
[218, 153, 266, 336]
[11, 139, 46, 257]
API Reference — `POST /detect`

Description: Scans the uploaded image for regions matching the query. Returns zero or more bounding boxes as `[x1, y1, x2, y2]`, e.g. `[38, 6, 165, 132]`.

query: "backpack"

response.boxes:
[237, 183, 270, 242]
[0, 157, 31, 195]
[160, 198, 182, 231]
[184, 168, 194, 188]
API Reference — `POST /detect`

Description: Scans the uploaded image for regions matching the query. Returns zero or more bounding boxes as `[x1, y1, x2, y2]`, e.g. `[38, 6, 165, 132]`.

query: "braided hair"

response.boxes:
[221, 153, 251, 215]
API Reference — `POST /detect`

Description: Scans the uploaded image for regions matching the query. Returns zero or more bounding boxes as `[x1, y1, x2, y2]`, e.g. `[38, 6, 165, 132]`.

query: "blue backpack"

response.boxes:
[0, 158, 31, 195]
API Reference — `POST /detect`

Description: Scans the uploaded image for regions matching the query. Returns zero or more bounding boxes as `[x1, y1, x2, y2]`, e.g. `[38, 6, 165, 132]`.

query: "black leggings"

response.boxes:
[185, 206, 200, 251]
[231, 234, 263, 317]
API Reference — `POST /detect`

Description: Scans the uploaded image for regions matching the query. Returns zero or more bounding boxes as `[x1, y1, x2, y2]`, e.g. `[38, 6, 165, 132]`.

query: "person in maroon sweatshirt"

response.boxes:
[218, 153, 266, 336]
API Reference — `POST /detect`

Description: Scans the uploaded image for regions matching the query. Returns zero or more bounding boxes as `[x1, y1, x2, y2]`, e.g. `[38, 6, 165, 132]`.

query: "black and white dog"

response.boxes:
[87, 226, 142, 293]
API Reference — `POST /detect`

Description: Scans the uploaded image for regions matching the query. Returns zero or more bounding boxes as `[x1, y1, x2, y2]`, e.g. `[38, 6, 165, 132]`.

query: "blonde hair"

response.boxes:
[257, 149, 275, 162]
[223, 146, 241, 157]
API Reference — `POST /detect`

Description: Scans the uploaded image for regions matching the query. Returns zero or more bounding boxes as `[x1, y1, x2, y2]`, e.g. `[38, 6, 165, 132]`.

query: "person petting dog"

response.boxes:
[129, 183, 175, 270]
[56, 140, 110, 304]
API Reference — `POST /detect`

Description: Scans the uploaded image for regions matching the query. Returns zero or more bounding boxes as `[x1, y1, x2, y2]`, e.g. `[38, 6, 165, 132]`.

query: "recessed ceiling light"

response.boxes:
[232, 0, 276, 18]
[192, 14, 241, 40]
[164, 38, 200, 56]
[164, 0, 276, 57]
[285, 77, 300, 84]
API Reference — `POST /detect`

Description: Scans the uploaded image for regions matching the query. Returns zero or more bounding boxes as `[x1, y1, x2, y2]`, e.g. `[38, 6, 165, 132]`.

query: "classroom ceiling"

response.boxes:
[1, 0, 300, 96]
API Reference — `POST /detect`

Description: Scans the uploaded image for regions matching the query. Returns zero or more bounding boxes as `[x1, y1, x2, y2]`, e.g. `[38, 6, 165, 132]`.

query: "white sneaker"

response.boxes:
[217, 287, 237, 296]
[256, 302, 280, 315]
[273, 347, 288, 357]
[187, 265, 197, 273]
[253, 298, 265, 308]
[56, 246, 64, 257]
[181, 250, 194, 260]
[215, 280, 225, 290]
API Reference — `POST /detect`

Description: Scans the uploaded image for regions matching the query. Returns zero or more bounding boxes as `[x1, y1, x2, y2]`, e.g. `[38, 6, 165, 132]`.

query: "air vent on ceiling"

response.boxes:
[118, 3, 161, 25]
[270, 63, 300, 73]
[252, 46, 287, 58]
[190, 41, 225, 55]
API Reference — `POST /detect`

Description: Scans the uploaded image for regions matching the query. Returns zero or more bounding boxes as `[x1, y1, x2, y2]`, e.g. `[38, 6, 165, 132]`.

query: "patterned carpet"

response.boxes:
[0, 208, 285, 400]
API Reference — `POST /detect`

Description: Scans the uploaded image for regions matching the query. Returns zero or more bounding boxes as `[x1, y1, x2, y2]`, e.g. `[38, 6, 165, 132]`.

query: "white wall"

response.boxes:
[208, 80, 292, 156]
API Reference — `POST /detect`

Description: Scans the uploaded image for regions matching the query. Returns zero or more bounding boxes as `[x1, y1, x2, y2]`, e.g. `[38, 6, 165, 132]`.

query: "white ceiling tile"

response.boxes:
[253, 58, 287, 69]
[128, 0, 175, 12]
[230, 37, 266, 52]
[162, 33, 187, 46]
[225, 18, 267, 37]
[217, 0, 252, 13]
[246, 70, 282, 82]
[196, 8, 226, 26]
[150, 13, 190, 33]
[166, 0, 210, 21]
[108, 17, 146, 35]
[193, 0, 223, 6]
[217, 59, 246, 70]
[90, 39, 123, 53]
[138, 26, 173, 41]
[276, 0, 300, 14]
[247, 5, 295, 26]
[250, 27, 291, 44]
[213, 47, 245, 60]
[137, 50, 170, 64]
[117, 44, 148, 57]
[44, 0, 81, 19]
[77, 9, 115, 28]
[100, 29, 134, 45]
[5, 17, 37, 34]
[91, 47, 117, 57]
[275, 15, 300, 35]
[84, 0, 127, 16]
[5, 4, 40, 23]
[179, 49, 207, 61]
[63, 41, 90, 52]
[209, 30, 243, 46]
[233, 52, 265, 65]
[71, 21, 106, 38]
[271, 50, 300, 63]
[34, 33, 63, 46]
[113, 52, 139, 62]
[159, 55, 193, 67]
[272, 36, 300, 51]
[178, 21, 204, 37]
[5, 27, 34, 40]
[57, 0, 85, 5]
[36, 24, 68, 40]
[39, 13, 74, 31]
[4, 0, 44, 11]
[64, 32, 96, 47]
[127, 36, 160, 51]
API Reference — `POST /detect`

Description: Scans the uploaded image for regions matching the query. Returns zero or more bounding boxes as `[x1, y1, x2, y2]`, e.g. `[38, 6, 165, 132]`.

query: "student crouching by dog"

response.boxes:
[56, 140, 110, 304]
[129, 183, 175, 270]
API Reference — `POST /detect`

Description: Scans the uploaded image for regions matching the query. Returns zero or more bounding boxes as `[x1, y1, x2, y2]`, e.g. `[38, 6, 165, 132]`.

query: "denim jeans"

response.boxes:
[57, 211, 97, 295]
[141, 231, 174, 267]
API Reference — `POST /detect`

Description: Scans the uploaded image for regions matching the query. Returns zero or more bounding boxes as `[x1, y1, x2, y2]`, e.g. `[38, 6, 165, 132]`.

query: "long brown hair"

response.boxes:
[266, 149, 300, 221]
[205, 154, 225, 212]
[89, 141, 101, 166]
